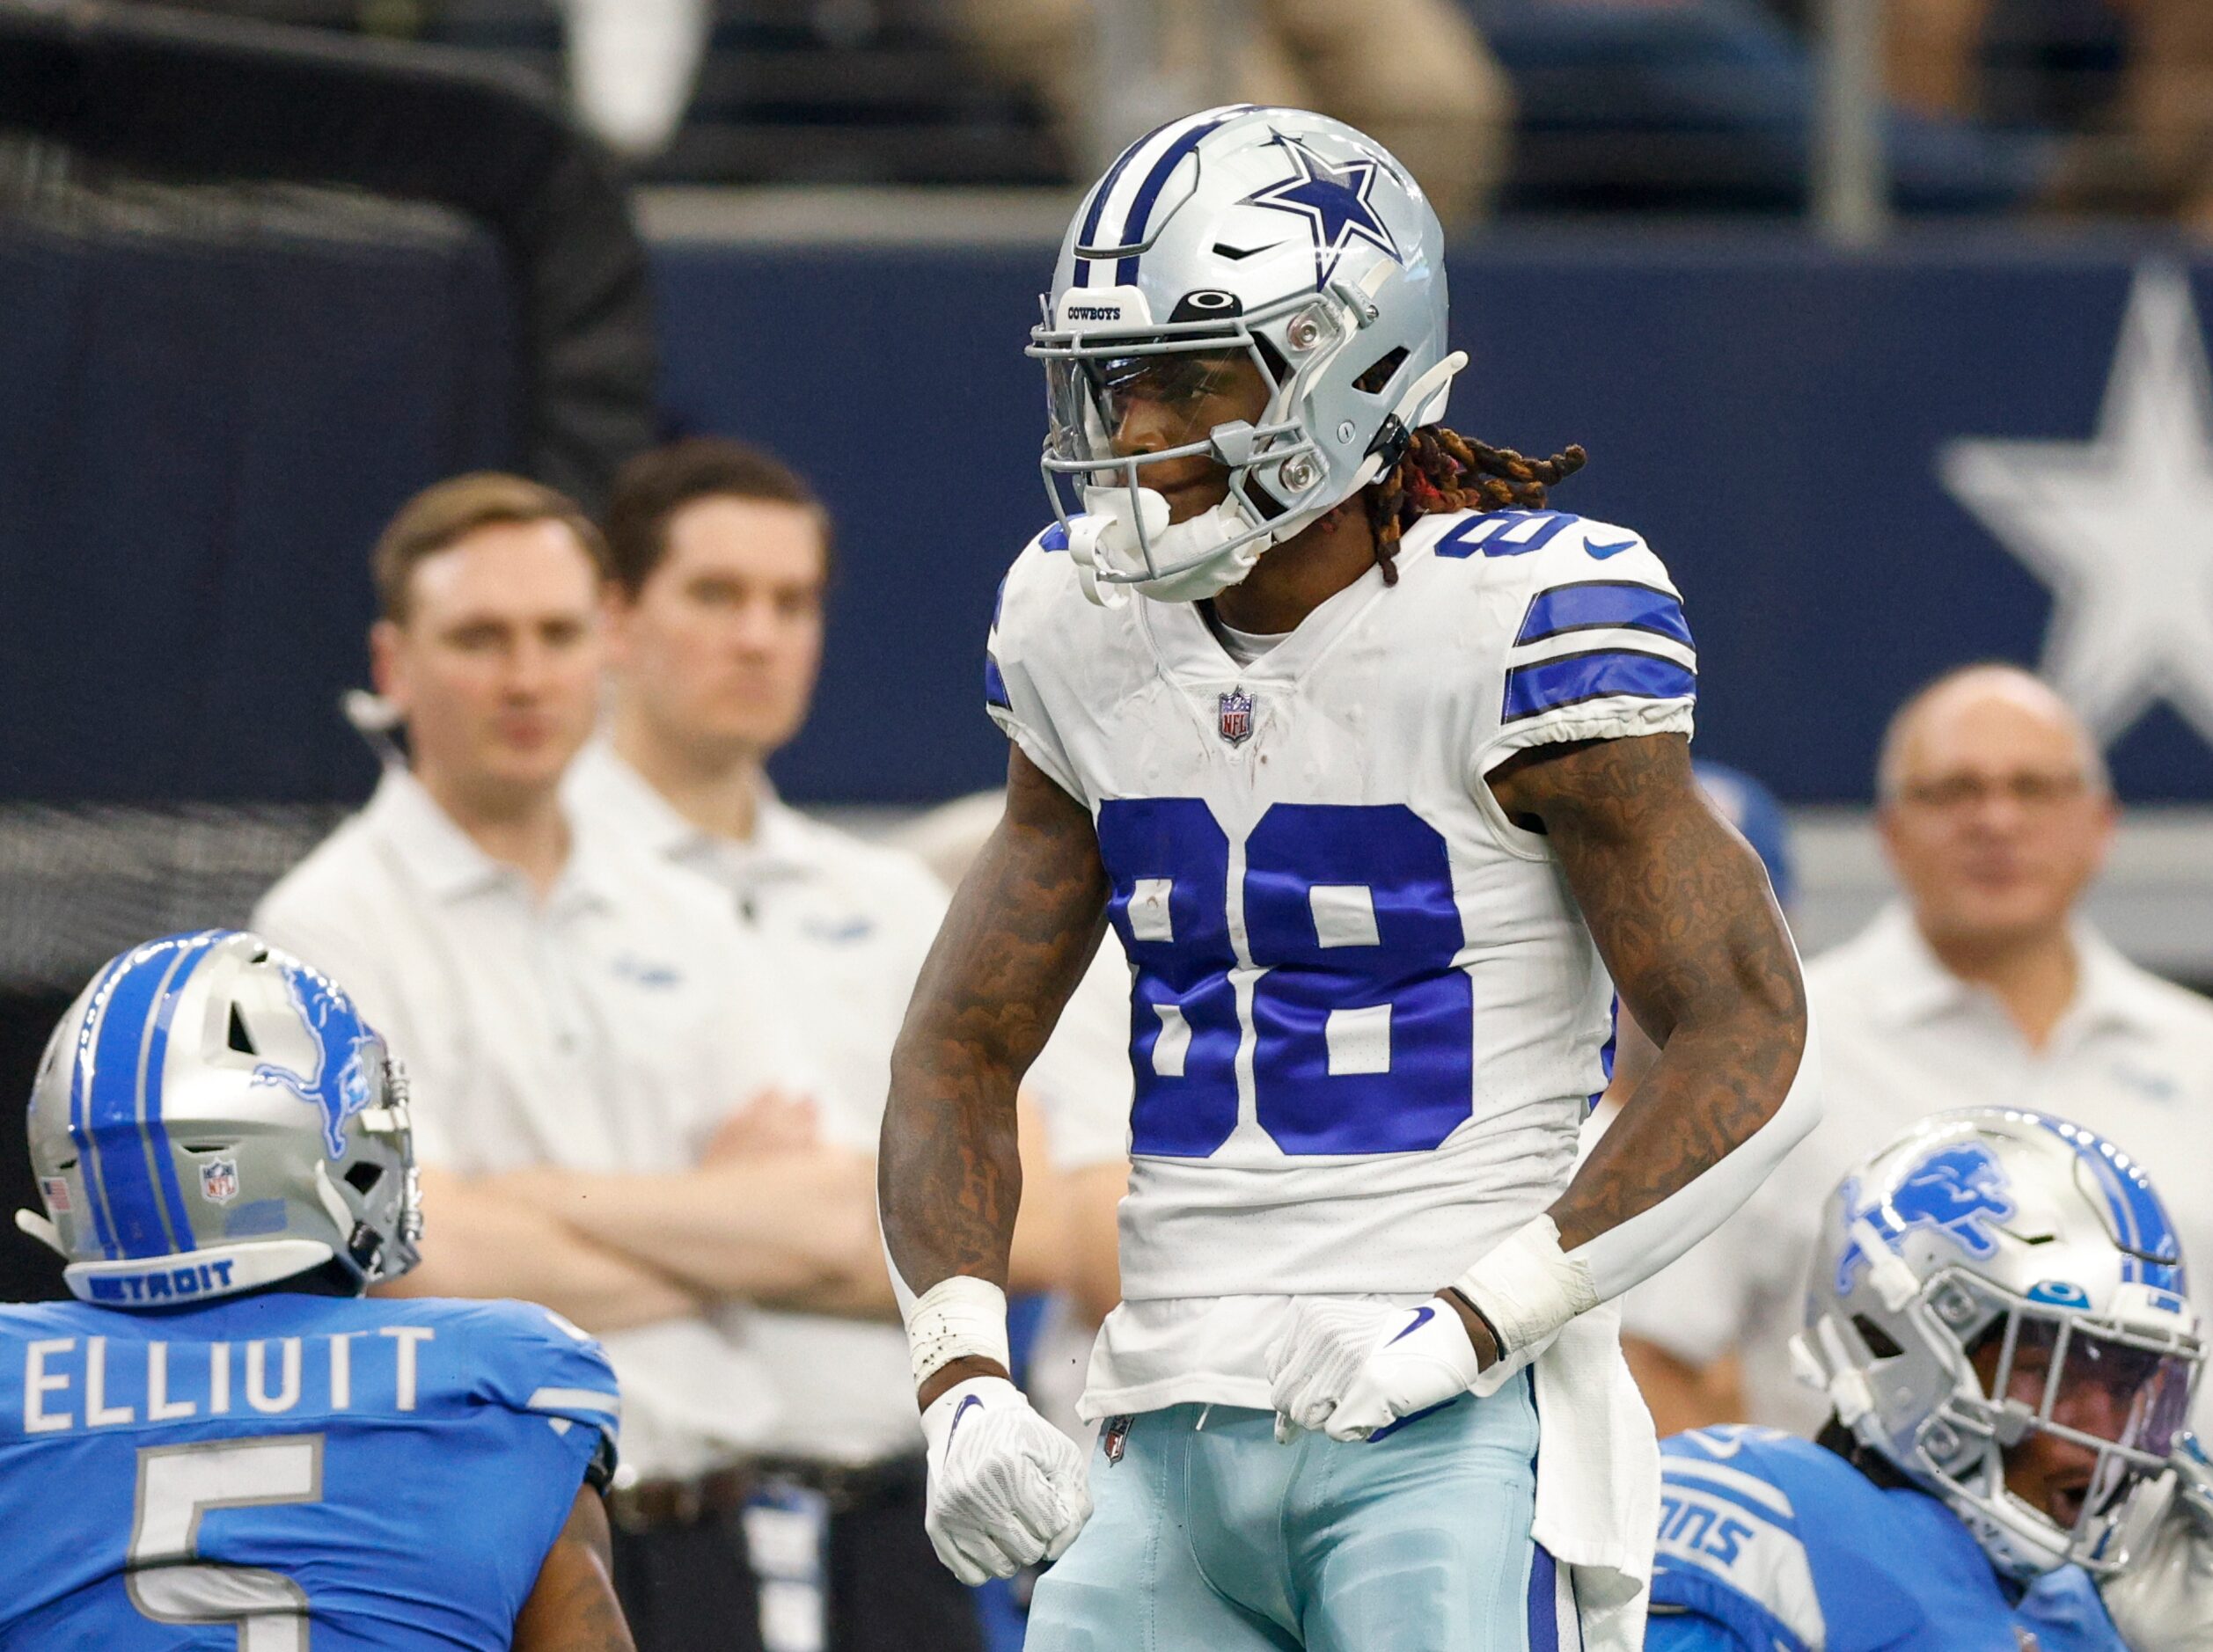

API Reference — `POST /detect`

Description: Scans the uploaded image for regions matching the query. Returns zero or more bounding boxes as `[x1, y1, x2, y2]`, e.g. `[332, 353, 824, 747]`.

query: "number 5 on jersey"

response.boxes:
[129, 1435, 323, 1650]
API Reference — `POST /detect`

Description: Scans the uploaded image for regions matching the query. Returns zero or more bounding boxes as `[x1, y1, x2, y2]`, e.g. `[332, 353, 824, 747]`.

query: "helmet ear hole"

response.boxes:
[1354, 347, 1409, 396]
[227, 1004, 258, 1056]
[344, 1162, 384, 1196]
[1852, 1314, 1905, 1360]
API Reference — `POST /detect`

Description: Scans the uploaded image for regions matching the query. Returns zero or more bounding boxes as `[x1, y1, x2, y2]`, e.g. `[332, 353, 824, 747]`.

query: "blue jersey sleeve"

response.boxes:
[1652, 1429, 1827, 1652]
[461, 1298, 623, 1468]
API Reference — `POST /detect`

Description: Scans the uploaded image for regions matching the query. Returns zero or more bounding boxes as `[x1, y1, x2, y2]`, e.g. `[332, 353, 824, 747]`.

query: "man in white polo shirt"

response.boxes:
[566, 439, 1052, 1652]
[1622, 662, 2213, 1437]
[254, 472, 888, 1652]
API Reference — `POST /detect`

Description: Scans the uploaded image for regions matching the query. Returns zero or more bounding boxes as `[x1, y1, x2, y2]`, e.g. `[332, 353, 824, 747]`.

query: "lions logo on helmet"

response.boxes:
[17, 931, 421, 1306]
[1834, 1141, 2019, 1292]
[1030, 106, 1467, 607]
[251, 961, 381, 1158]
[1795, 1107, 2204, 1581]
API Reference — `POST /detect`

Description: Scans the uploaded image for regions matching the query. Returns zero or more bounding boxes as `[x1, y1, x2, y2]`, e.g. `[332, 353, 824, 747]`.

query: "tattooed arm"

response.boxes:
[1460, 731, 1813, 1357]
[513, 1487, 634, 1652]
[880, 745, 1110, 1407]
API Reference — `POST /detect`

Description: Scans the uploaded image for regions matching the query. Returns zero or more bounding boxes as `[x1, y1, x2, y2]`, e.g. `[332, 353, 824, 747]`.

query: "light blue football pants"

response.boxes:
[1026, 1375, 1576, 1652]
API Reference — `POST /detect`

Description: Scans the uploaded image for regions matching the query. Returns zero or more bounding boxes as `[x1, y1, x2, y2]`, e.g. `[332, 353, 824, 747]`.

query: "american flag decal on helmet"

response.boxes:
[1219, 689, 1255, 746]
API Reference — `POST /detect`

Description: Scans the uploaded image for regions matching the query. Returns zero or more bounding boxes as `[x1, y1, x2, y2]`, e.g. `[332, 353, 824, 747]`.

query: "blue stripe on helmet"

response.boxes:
[139, 933, 220, 1250]
[85, 939, 189, 1259]
[66, 951, 134, 1260]
[1110, 105, 1260, 286]
[1071, 117, 1169, 289]
[2031, 1114, 2187, 1291]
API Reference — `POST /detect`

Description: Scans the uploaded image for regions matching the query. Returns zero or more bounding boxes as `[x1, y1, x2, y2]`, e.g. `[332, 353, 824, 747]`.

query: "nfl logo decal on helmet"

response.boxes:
[199, 1156, 240, 1205]
[1218, 689, 1255, 746]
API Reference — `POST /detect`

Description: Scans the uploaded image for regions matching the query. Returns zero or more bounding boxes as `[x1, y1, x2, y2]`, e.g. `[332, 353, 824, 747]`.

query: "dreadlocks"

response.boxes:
[1366, 428, 1588, 586]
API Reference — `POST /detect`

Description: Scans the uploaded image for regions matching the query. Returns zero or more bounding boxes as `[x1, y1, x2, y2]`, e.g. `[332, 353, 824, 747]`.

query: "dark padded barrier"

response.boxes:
[0, 0, 656, 506]
[0, 0, 656, 807]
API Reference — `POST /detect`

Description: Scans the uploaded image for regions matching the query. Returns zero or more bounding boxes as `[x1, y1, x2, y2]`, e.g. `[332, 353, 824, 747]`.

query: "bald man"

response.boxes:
[1621, 662, 2213, 1436]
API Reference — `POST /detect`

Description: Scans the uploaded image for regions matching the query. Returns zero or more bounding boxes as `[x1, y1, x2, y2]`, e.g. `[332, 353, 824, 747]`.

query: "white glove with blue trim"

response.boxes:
[1266, 1297, 1489, 1443]
[2103, 1436, 2213, 1652]
[919, 1375, 1091, 1584]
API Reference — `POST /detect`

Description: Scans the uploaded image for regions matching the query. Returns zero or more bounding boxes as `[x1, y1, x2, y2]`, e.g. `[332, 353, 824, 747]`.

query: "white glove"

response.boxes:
[1267, 1297, 1488, 1444]
[2103, 1436, 2213, 1652]
[919, 1375, 1092, 1585]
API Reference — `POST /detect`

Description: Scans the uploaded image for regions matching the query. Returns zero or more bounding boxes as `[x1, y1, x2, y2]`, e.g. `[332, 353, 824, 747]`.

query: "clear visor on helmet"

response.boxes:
[1931, 1272, 2202, 1571]
[1028, 297, 1337, 588]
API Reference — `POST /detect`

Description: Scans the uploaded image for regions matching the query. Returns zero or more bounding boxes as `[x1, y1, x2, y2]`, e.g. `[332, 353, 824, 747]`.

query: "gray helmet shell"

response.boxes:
[1030, 104, 1462, 604]
[19, 930, 422, 1306]
[1794, 1107, 2202, 1578]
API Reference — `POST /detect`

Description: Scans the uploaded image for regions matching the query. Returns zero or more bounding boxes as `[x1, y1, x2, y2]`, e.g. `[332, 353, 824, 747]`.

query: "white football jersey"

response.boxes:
[988, 507, 1699, 1358]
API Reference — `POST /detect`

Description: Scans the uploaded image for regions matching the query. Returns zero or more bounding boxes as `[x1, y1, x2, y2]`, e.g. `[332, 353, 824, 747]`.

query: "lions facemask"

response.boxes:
[1030, 104, 1466, 606]
[1793, 1107, 2202, 1580]
[18, 929, 423, 1306]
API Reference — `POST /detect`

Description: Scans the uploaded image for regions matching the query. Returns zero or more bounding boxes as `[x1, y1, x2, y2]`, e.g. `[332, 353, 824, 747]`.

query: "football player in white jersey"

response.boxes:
[879, 106, 1821, 1651]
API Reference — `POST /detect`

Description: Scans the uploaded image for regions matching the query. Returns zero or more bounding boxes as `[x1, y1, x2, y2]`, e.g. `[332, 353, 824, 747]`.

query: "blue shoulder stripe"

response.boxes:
[1039, 522, 1069, 553]
[1503, 648, 1696, 724]
[1517, 581, 1691, 648]
[985, 653, 1012, 712]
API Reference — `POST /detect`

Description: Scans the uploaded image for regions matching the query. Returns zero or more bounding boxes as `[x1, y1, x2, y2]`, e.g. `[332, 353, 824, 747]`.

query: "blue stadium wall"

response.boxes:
[12, 233, 2213, 808]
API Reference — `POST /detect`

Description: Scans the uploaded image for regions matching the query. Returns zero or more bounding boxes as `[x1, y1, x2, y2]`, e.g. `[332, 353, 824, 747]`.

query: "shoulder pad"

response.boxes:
[1654, 1429, 1827, 1652]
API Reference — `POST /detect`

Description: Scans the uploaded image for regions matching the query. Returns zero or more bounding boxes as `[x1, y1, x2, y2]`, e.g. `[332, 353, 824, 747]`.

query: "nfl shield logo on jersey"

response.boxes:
[200, 1156, 239, 1205]
[1218, 689, 1255, 746]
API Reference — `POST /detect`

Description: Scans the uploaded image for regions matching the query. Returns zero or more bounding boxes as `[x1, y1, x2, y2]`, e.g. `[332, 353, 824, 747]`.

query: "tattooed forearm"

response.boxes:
[879, 746, 1109, 1376]
[514, 1491, 635, 1652]
[1489, 733, 1806, 1254]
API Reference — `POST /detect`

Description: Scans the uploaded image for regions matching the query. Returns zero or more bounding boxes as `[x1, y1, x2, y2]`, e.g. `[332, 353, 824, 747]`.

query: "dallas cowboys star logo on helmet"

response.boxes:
[1240, 133, 1403, 290]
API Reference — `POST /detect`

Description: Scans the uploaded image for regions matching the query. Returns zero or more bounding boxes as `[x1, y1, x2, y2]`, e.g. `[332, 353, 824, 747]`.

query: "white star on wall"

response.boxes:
[1940, 264, 2213, 749]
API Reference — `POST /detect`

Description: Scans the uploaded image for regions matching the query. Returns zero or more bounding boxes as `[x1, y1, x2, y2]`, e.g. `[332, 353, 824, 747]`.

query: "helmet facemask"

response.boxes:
[1033, 289, 1352, 605]
[1909, 1271, 2201, 1577]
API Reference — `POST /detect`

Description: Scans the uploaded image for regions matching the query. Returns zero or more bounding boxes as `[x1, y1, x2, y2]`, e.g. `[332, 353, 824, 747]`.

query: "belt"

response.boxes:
[606, 1465, 754, 1534]
[751, 1451, 927, 1515]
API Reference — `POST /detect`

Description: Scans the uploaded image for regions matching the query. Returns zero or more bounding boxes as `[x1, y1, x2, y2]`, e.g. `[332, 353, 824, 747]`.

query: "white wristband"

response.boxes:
[1451, 1214, 1598, 1357]
[905, 1276, 1013, 1392]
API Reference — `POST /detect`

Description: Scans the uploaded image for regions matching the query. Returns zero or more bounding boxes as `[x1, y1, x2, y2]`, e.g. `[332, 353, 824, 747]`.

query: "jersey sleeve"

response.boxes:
[986, 527, 1087, 800]
[1649, 1433, 1827, 1652]
[1471, 515, 1697, 775]
[465, 1299, 624, 1470]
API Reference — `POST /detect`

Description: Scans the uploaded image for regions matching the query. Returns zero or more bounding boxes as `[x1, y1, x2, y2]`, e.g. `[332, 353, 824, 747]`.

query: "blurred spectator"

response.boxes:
[948, 0, 1514, 229]
[1620, 663, 2213, 1438]
[1470, 0, 2046, 214]
[565, 440, 1060, 1652]
[253, 472, 885, 1652]
[1886, 0, 2213, 226]
[553, 0, 709, 157]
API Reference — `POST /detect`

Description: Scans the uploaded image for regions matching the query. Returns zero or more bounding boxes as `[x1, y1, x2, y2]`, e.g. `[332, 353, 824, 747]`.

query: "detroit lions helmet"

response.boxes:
[18, 930, 422, 1306]
[1030, 105, 1465, 605]
[1794, 1107, 2202, 1579]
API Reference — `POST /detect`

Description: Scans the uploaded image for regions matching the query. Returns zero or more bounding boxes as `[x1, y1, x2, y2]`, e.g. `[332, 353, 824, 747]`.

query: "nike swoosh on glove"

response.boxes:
[920, 1375, 1092, 1585]
[1266, 1297, 1485, 1443]
[2102, 1436, 2213, 1652]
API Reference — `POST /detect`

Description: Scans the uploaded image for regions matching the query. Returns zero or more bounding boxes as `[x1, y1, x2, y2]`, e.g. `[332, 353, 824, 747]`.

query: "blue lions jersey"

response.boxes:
[1646, 1427, 2125, 1652]
[0, 1291, 620, 1649]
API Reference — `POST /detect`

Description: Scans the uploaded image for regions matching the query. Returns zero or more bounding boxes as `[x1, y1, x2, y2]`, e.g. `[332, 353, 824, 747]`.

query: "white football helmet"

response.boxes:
[1794, 1107, 2202, 1579]
[18, 930, 422, 1305]
[1029, 105, 1464, 605]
